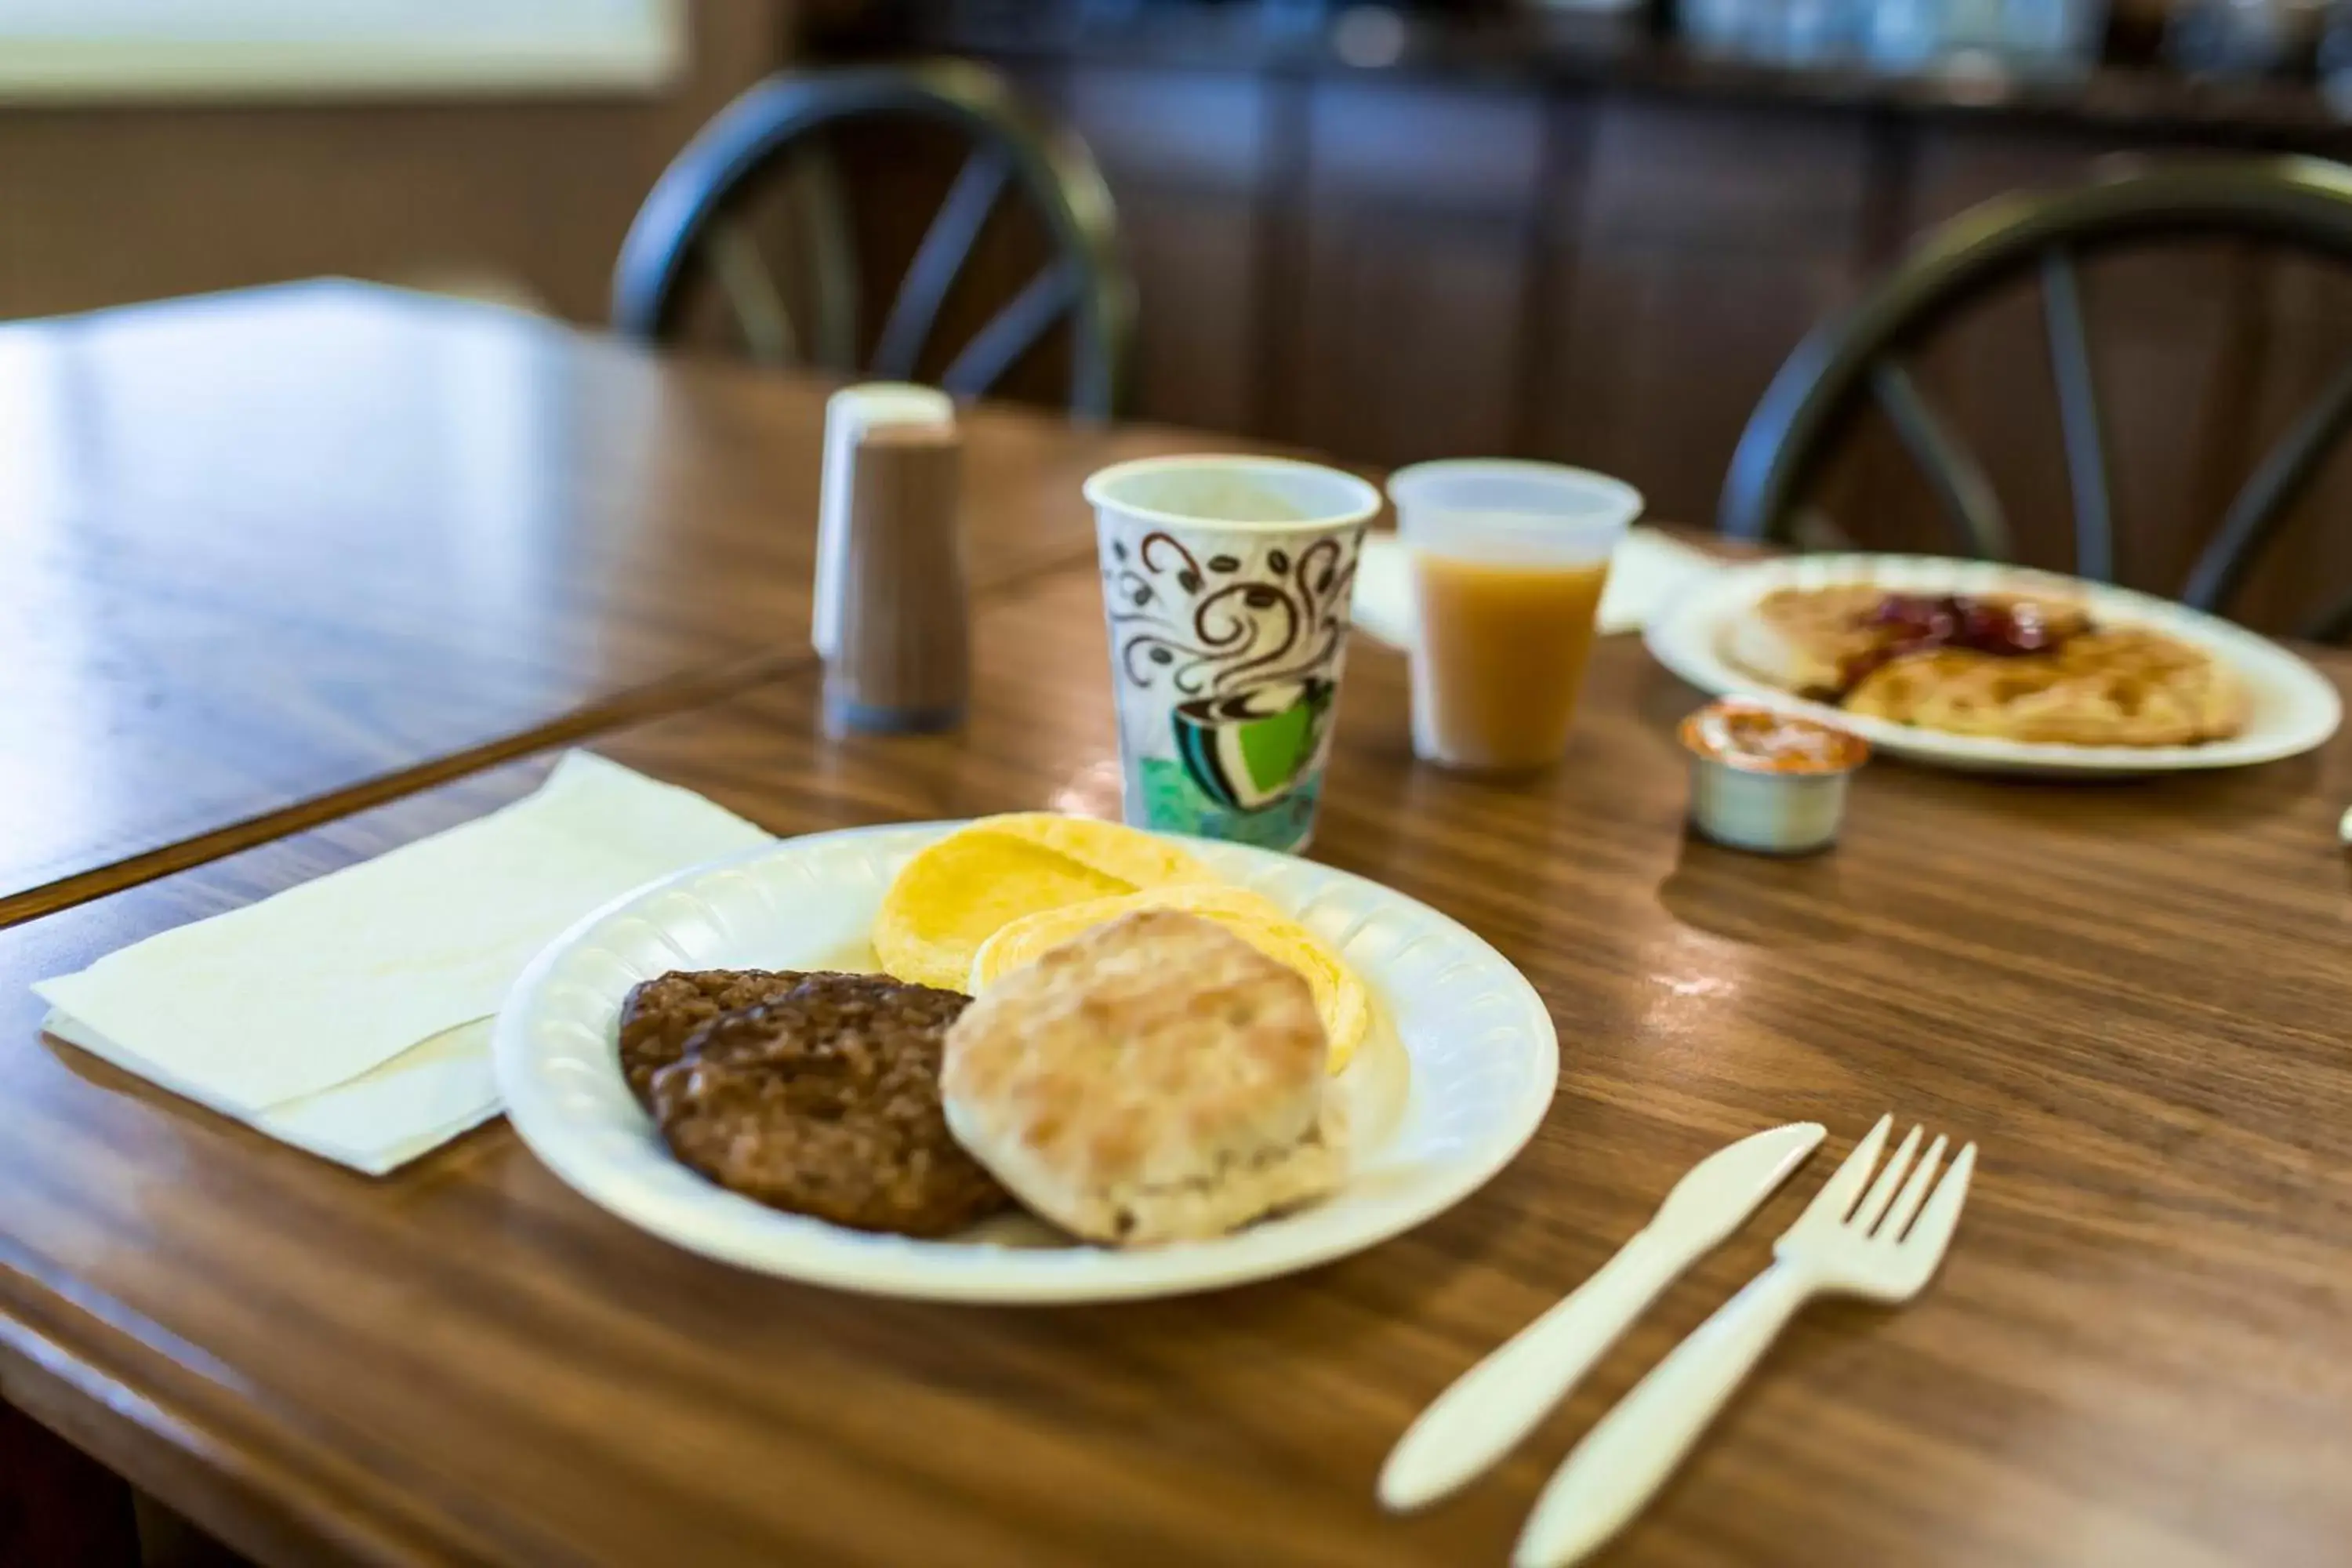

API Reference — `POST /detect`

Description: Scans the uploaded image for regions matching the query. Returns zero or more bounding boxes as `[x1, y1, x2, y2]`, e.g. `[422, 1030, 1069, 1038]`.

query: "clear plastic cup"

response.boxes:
[1386, 459, 1645, 773]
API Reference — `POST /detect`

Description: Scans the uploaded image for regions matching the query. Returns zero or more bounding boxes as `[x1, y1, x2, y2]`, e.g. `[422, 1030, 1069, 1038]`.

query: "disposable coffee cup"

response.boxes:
[1083, 455, 1381, 853]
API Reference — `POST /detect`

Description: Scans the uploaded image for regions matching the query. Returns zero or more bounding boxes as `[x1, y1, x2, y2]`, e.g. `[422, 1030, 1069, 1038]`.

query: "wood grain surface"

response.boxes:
[4, 559, 2349, 1566]
[0, 280, 1229, 922]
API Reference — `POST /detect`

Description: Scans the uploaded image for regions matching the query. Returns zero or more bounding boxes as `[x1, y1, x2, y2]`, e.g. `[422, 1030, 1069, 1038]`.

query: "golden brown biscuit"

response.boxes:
[940, 909, 1344, 1246]
[967, 884, 1374, 1074]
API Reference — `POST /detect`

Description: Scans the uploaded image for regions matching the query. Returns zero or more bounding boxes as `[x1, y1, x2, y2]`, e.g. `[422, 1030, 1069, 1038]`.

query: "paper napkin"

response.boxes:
[35, 751, 775, 1174]
[42, 1014, 500, 1176]
[1350, 525, 1721, 650]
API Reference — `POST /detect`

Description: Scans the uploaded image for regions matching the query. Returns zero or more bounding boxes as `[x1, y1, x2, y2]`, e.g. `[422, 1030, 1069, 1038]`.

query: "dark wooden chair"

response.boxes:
[1719, 157, 2352, 641]
[612, 61, 1134, 418]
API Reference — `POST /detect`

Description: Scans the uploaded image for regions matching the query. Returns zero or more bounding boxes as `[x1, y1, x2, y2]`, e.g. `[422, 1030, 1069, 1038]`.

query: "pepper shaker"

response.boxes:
[814, 384, 970, 733]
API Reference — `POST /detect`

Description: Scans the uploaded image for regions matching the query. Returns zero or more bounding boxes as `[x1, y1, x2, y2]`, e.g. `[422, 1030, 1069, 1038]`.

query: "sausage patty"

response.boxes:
[615, 969, 818, 1107]
[648, 972, 1010, 1238]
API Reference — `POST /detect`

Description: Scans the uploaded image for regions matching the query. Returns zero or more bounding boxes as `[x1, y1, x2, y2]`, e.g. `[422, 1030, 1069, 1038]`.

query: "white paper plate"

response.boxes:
[1645, 554, 2342, 775]
[494, 823, 1557, 1303]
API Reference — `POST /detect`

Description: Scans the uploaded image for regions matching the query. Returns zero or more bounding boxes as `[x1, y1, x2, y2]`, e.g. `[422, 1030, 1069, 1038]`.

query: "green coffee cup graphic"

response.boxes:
[1172, 677, 1335, 811]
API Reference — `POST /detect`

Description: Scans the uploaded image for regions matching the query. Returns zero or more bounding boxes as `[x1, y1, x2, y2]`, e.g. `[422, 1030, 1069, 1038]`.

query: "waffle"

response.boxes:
[1843, 629, 2247, 746]
[1726, 585, 1899, 696]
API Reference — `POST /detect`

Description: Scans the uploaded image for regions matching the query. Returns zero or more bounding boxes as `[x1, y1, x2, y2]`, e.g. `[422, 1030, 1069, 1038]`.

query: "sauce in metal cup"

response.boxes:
[1678, 700, 1869, 855]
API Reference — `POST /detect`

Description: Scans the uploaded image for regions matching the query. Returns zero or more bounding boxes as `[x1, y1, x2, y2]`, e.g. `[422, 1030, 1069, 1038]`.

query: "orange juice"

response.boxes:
[1408, 551, 1610, 771]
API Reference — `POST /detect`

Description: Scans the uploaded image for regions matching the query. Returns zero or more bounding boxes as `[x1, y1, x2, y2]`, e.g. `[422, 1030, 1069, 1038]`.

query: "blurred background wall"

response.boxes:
[0, 1, 793, 323]
[799, 2, 2352, 628]
[11, 0, 2352, 627]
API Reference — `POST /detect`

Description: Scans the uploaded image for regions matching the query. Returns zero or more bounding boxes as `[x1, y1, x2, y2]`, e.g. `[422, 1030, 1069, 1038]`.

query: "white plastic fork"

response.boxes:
[1513, 1115, 1977, 1568]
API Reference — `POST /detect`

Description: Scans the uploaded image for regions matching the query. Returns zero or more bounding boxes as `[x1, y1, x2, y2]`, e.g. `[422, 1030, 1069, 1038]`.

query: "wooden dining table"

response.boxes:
[3, 281, 2349, 1568]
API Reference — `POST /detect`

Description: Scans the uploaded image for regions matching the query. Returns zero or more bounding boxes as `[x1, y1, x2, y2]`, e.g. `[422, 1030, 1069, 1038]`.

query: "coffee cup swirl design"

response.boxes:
[1105, 532, 1356, 812]
[1107, 533, 1355, 697]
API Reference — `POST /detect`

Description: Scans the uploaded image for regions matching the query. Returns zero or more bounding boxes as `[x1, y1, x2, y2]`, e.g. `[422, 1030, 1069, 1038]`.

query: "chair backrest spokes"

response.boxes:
[612, 62, 1134, 419]
[1721, 158, 2352, 639]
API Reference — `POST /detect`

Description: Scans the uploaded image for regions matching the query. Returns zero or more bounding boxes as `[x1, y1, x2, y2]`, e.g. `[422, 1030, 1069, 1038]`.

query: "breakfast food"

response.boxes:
[970, 884, 1372, 1073]
[1731, 586, 2089, 700]
[1726, 584, 1915, 697]
[648, 972, 1010, 1237]
[975, 811, 1219, 887]
[616, 967, 813, 1106]
[1844, 626, 2246, 745]
[1679, 701, 1870, 775]
[1679, 699, 1868, 855]
[873, 815, 1217, 990]
[942, 910, 1345, 1246]
[1729, 586, 2244, 747]
[619, 814, 1373, 1248]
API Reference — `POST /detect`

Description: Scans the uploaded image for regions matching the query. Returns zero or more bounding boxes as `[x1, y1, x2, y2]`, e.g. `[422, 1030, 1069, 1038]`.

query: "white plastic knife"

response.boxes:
[1377, 1121, 1825, 1512]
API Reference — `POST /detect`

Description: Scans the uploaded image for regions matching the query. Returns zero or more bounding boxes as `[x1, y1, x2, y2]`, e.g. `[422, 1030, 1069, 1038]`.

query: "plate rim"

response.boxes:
[1643, 553, 2343, 774]
[493, 821, 1560, 1304]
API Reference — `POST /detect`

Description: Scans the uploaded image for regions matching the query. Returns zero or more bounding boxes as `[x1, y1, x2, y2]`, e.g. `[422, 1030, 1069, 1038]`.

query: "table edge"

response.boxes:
[0, 1243, 482, 1568]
